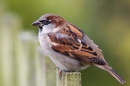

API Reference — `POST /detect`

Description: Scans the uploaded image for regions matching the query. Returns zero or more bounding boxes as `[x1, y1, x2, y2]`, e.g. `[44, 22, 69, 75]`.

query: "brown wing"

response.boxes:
[48, 23, 106, 65]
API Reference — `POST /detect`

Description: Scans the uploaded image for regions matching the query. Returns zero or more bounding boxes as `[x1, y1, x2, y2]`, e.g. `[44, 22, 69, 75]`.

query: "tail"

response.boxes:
[109, 68, 126, 84]
[93, 64, 126, 84]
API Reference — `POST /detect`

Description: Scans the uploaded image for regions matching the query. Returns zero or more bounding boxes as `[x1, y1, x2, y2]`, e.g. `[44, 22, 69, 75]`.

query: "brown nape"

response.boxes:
[47, 15, 65, 27]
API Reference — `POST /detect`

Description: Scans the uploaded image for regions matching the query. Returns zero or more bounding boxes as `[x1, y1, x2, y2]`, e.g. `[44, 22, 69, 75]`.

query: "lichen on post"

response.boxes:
[59, 72, 82, 86]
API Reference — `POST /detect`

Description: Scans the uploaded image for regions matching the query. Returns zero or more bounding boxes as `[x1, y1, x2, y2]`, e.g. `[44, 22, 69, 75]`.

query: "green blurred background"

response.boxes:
[0, 0, 130, 86]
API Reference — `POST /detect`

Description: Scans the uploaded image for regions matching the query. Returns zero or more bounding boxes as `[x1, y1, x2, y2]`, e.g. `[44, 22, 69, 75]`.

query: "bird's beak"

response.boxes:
[32, 20, 42, 27]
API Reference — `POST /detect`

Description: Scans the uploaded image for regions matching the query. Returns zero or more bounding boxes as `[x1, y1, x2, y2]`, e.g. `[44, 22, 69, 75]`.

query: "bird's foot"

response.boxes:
[58, 69, 62, 79]
[54, 67, 62, 79]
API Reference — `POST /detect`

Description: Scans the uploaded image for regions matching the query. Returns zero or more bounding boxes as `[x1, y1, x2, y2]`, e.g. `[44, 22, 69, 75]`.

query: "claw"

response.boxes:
[54, 67, 59, 70]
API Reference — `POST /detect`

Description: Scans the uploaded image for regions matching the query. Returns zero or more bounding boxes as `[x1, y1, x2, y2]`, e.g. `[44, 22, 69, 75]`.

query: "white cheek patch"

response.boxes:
[41, 24, 55, 34]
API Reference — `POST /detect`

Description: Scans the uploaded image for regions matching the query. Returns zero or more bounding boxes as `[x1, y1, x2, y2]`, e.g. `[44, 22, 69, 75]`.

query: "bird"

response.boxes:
[32, 13, 126, 84]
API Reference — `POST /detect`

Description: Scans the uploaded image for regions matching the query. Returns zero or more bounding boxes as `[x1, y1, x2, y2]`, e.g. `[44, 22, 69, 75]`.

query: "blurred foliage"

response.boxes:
[1, 0, 130, 86]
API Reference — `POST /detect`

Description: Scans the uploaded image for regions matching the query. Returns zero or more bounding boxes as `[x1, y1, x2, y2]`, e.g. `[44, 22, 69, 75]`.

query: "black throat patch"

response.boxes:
[39, 26, 43, 32]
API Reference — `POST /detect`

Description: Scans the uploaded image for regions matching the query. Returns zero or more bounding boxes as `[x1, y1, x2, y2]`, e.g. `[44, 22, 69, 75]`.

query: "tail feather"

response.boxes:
[93, 64, 126, 84]
[108, 68, 126, 84]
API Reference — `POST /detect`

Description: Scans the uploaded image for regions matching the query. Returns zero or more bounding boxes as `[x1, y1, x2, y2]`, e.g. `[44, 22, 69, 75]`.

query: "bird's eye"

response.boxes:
[40, 19, 51, 25]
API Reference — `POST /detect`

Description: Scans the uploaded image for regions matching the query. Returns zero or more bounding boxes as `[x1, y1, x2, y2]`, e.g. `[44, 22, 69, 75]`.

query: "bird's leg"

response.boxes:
[58, 69, 62, 79]
[54, 67, 62, 79]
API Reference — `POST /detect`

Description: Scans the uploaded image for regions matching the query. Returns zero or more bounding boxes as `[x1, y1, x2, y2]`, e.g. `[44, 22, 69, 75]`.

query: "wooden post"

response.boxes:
[59, 72, 82, 86]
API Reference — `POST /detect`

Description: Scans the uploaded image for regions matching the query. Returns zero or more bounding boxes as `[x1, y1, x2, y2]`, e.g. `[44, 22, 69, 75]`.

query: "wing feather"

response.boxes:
[48, 23, 107, 65]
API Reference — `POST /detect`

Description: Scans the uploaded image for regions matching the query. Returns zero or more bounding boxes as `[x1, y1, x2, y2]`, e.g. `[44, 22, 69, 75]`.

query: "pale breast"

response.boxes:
[38, 33, 82, 71]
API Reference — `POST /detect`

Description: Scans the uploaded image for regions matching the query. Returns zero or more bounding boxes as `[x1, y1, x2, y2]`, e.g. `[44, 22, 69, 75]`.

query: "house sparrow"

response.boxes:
[32, 13, 126, 84]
